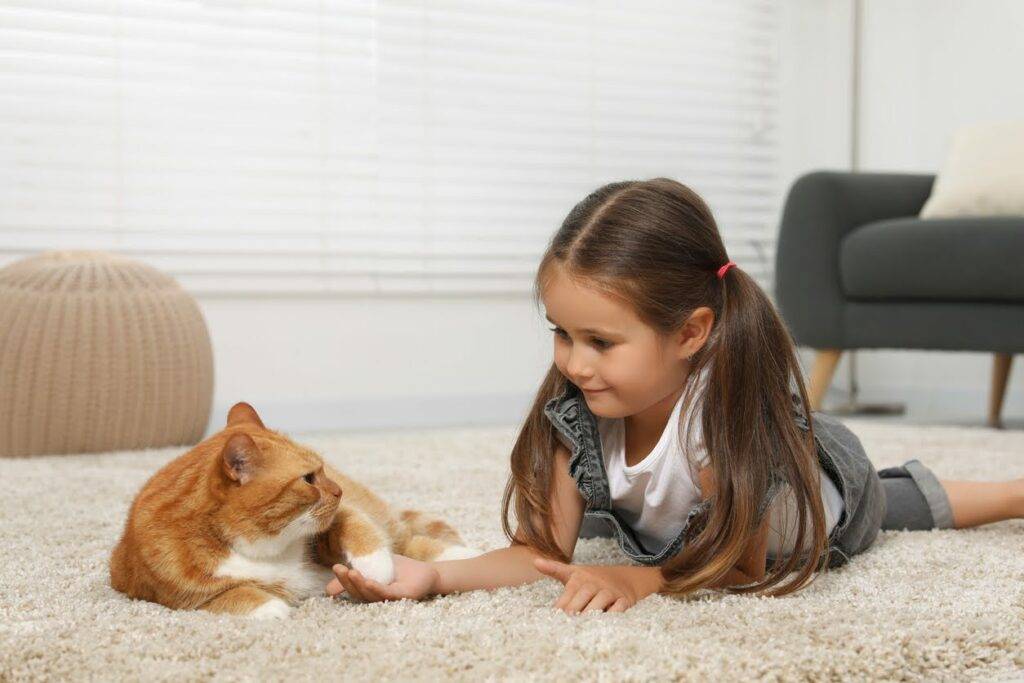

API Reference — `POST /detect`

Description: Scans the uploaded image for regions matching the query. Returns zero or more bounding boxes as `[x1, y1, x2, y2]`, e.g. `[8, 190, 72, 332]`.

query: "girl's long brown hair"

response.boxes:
[501, 178, 828, 598]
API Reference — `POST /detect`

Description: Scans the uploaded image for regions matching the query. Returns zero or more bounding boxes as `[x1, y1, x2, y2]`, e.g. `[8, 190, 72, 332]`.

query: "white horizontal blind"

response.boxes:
[0, 0, 781, 296]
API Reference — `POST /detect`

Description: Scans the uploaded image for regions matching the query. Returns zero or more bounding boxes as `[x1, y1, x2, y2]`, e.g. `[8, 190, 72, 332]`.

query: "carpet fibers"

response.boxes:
[2, 420, 1024, 681]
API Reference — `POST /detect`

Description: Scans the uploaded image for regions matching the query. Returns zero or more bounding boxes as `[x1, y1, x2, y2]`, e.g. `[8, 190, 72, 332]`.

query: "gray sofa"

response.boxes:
[774, 170, 1023, 427]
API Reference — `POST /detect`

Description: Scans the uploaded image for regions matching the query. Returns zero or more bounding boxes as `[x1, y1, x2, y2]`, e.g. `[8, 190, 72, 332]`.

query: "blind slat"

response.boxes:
[0, 0, 782, 296]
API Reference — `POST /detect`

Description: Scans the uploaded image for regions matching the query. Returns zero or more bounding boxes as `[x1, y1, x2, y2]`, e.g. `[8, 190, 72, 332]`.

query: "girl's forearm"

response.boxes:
[431, 544, 548, 595]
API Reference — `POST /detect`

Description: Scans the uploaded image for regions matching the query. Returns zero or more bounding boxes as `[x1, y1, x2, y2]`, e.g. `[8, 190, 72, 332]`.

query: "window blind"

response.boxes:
[0, 0, 781, 296]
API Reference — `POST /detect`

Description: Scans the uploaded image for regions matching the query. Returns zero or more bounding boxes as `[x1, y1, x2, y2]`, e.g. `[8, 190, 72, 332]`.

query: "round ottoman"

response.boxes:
[0, 251, 214, 457]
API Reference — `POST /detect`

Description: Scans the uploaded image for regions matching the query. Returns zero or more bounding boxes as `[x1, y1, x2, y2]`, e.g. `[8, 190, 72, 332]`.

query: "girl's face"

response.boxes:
[540, 263, 712, 419]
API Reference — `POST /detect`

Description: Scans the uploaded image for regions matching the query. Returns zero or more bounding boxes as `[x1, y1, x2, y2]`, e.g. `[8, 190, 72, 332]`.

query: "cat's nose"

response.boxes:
[323, 477, 342, 498]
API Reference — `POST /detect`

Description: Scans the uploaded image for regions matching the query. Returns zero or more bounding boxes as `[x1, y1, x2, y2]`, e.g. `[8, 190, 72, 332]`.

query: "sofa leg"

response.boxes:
[808, 349, 843, 411]
[988, 353, 1013, 429]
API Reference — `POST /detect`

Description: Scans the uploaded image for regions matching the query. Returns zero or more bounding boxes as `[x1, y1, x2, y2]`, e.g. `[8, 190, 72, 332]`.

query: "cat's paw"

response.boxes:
[435, 545, 484, 562]
[349, 549, 395, 585]
[248, 598, 291, 620]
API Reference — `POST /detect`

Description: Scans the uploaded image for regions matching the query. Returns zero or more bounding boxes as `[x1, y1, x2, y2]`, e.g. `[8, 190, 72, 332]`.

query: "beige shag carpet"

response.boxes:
[2, 419, 1024, 682]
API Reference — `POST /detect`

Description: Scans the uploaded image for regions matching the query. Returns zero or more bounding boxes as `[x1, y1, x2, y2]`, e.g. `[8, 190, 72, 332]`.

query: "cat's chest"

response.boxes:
[213, 541, 334, 600]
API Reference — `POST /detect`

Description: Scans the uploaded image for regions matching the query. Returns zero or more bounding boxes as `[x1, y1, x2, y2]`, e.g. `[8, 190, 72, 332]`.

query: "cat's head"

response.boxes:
[209, 402, 342, 551]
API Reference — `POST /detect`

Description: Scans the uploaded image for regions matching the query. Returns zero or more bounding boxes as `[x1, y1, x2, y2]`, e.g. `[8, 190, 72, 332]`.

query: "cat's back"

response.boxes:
[109, 444, 220, 604]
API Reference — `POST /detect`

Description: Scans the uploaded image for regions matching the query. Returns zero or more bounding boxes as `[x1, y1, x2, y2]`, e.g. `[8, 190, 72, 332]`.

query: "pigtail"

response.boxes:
[659, 265, 828, 597]
[501, 364, 571, 562]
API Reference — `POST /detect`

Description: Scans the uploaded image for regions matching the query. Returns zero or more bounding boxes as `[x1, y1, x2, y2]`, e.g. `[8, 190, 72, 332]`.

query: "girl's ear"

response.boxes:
[221, 432, 260, 484]
[676, 306, 715, 360]
[226, 401, 266, 429]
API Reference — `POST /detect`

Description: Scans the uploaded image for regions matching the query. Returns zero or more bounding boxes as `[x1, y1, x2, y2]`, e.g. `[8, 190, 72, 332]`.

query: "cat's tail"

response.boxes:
[398, 509, 463, 545]
[397, 509, 486, 561]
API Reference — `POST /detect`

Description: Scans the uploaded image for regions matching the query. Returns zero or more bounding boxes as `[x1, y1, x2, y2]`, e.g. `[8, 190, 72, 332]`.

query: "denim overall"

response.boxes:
[542, 385, 928, 571]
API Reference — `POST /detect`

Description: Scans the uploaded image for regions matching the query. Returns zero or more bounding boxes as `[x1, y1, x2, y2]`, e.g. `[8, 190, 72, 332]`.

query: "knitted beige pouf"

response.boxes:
[0, 251, 214, 457]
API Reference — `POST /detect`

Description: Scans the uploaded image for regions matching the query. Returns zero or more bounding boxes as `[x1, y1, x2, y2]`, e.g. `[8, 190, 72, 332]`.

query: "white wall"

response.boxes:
[201, 295, 551, 436]
[202, 0, 1024, 436]
[821, 0, 1024, 422]
[201, 0, 852, 436]
[777, 0, 853, 192]
[859, 0, 1024, 173]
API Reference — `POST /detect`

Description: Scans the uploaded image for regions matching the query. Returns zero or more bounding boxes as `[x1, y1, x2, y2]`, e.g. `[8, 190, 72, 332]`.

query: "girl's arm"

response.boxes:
[328, 444, 586, 600]
[702, 518, 769, 588]
[697, 466, 770, 588]
[533, 467, 770, 610]
[330, 457, 765, 606]
[433, 443, 586, 594]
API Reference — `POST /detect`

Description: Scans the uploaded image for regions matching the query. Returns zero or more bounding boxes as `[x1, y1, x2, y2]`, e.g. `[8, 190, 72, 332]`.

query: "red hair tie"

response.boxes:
[716, 261, 737, 279]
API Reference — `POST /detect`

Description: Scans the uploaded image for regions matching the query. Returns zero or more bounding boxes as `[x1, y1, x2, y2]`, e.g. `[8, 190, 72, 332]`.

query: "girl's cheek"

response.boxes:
[553, 346, 569, 376]
[597, 353, 624, 384]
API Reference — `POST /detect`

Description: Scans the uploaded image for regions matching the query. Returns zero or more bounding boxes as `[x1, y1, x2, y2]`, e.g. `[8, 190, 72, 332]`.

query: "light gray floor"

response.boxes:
[6, 422, 1024, 680]
[818, 391, 1023, 430]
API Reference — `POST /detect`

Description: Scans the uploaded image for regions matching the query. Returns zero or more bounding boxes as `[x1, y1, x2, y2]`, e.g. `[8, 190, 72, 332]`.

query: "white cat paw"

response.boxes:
[435, 545, 484, 561]
[249, 598, 291, 620]
[348, 549, 395, 585]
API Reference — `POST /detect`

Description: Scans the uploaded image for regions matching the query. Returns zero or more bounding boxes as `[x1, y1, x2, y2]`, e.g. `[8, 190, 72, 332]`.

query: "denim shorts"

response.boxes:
[545, 386, 956, 570]
[876, 460, 955, 531]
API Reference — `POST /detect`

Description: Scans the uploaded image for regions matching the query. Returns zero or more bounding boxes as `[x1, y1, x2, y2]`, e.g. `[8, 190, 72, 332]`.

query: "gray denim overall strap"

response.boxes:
[543, 385, 788, 566]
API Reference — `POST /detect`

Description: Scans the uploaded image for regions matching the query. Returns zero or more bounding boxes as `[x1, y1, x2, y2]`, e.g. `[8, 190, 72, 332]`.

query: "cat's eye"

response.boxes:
[302, 472, 316, 484]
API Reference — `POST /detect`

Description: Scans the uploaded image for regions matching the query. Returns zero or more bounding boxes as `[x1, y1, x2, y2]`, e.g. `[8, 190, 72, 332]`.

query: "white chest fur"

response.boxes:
[213, 512, 335, 601]
[213, 542, 334, 600]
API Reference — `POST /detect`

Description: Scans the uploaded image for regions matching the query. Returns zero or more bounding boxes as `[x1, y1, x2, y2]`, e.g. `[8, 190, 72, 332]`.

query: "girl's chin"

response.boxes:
[583, 392, 625, 417]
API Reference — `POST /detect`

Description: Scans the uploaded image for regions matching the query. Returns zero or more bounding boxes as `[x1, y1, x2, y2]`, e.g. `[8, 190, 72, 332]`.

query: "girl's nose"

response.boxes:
[566, 350, 593, 382]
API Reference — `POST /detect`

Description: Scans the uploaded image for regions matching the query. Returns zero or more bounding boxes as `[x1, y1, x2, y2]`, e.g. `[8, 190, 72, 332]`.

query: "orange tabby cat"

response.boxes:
[110, 402, 479, 618]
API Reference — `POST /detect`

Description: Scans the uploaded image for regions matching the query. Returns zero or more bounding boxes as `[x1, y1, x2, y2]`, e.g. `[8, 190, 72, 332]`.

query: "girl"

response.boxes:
[328, 178, 1024, 614]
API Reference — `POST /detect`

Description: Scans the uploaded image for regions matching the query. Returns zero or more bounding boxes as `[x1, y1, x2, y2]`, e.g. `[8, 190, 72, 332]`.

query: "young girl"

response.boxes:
[327, 178, 1024, 614]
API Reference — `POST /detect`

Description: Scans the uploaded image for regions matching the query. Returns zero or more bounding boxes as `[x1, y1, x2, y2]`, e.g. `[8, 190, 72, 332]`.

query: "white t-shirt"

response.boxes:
[592, 386, 845, 557]
[595, 389, 705, 552]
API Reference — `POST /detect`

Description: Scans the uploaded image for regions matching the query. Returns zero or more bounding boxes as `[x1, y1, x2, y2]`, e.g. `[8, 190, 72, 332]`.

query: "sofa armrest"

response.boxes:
[774, 170, 936, 348]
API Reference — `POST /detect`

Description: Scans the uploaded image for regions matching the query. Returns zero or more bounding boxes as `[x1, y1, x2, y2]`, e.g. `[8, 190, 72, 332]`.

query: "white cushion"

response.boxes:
[919, 121, 1024, 218]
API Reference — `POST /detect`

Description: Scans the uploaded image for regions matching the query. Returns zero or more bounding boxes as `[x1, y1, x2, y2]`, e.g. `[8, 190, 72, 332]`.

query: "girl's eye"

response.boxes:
[302, 472, 316, 484]
[549, 326, 570, 340]
[591, 337, 613, 350]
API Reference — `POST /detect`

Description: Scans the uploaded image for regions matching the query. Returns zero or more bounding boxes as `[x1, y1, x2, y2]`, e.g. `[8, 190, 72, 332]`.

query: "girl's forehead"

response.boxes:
[540, 266, 642, 330]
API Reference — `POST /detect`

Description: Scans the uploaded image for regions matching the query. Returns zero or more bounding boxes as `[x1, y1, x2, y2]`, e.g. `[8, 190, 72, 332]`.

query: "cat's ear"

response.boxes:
[221, 432, 260, 485]
[226, 402, 266, 429]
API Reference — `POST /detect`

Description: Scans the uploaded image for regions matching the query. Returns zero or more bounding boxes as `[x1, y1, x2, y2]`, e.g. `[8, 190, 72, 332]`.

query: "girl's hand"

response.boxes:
[534, 558, 663, 614]
[327, 554, 439, 603]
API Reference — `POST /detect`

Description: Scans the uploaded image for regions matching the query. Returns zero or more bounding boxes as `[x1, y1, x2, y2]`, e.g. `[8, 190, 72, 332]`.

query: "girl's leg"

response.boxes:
[879, 459, 1024, 531]
[937, 477, 1024, 529]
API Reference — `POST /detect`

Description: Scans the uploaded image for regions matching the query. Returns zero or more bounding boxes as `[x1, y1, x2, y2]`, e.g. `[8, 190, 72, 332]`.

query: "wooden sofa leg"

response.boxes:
[988, 353, 1013, 429]
[808, 349, 843, 411]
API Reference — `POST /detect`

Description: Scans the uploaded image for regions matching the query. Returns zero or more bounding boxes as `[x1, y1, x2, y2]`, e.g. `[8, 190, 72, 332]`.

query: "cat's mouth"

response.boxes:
[312, 498, 340, 531]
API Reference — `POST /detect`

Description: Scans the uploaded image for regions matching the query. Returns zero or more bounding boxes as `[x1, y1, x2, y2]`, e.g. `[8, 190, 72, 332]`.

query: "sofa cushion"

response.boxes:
[839, 216, 1024, 303]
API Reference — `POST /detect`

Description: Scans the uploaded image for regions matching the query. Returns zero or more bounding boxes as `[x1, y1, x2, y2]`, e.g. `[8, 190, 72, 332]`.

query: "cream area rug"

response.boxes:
[2, 419, 1024, 682]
